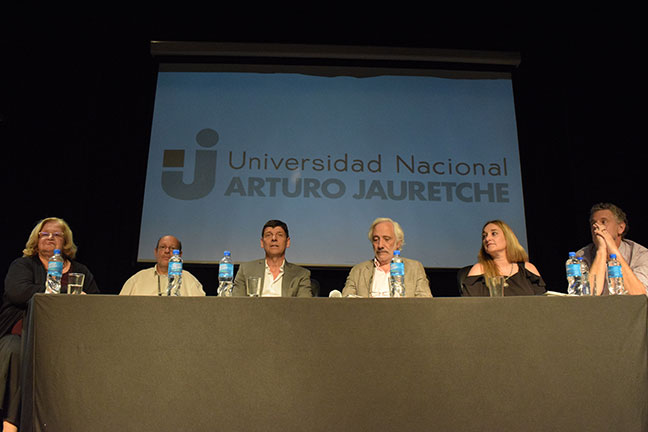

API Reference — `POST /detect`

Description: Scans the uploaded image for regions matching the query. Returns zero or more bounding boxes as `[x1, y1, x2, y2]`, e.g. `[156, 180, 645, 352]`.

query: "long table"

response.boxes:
[21, 294, 648, 431]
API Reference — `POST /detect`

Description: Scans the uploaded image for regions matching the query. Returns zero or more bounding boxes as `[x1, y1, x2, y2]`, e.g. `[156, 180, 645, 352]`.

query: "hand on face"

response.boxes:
[590, 210, 624, 254]
[592, 222, 612, 248]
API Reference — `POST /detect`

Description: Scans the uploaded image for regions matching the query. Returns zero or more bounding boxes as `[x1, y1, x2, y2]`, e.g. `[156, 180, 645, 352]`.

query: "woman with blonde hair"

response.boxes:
[0, 217, 99, 431]
[461, 220, 546, 296]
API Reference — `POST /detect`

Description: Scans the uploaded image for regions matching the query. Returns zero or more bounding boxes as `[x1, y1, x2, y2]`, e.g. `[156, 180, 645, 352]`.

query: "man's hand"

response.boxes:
[592, 222, 618, 255]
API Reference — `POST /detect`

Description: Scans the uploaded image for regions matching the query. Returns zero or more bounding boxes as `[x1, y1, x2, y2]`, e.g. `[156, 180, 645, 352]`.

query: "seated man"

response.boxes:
[120, 235, 205, 296]
[577, 203, 648, 295]
[343, 217, 432, 297]
[233, 220, 312, 297]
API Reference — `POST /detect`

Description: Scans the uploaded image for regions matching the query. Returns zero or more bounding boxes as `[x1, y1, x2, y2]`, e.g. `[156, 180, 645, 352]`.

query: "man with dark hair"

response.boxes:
[120, 235, 205, 296]
[577, 203, 648, 295]
[233, 220, 312, 297]
[261, 219, 289, 238]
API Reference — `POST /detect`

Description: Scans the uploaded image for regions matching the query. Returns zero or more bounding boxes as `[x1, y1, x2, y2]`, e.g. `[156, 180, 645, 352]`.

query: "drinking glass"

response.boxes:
[486, 276, 505, 297]
[247, 276, 260, 297]
[68, 273, 85, 295]
[589, 274, 597, 296]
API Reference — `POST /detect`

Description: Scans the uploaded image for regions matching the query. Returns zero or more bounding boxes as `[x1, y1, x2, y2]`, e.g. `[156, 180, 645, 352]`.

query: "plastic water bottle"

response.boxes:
[578, 256, 591, 295]
[565, 252, 582, 295]
[45, 249, 64, 294]
[607, 254, 626, 295]
[218, 251, 234, 296]
[167, 249, 183, 296]
[389, 250, 405, 297]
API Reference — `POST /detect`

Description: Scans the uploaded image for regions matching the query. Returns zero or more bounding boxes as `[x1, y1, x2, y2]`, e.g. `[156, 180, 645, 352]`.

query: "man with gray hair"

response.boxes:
[342, 217, 432, 297]
[577, 203, 648, 295]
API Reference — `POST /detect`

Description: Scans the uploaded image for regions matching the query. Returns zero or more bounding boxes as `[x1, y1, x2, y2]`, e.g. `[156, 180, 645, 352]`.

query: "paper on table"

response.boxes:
[543, 291, 573, 296]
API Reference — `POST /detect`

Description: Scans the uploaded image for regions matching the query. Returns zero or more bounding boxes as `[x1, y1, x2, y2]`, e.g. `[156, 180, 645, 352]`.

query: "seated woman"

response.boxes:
[0, 217, 99, 432]
[461, 220, 546, 296]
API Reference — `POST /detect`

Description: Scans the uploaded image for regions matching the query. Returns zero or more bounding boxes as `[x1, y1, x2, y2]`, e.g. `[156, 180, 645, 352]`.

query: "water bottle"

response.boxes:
[578, 256, 591, 295]
[167, 249, 183, 296]
[389, 250, 405, 297]
[218, 251, 234, 296]
[565, 252, 582, 295]
[45, 249, 64, 294]
[607, 254, 627, 295]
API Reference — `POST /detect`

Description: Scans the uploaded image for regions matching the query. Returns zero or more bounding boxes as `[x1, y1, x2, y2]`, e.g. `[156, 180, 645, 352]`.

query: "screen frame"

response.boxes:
[140, 41, 524, 269]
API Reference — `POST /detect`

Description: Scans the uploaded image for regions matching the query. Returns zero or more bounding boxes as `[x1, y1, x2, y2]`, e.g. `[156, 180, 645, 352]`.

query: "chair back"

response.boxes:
[456, 265, 473, 296]
[310, 278, 320, 297]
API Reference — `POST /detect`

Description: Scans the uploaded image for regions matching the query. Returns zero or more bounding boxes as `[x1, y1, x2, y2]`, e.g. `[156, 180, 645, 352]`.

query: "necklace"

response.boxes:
[502, 263, 515, 288]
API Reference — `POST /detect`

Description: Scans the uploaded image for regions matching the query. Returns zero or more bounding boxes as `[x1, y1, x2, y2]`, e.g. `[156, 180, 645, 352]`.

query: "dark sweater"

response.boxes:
[0, 255, 100, 336]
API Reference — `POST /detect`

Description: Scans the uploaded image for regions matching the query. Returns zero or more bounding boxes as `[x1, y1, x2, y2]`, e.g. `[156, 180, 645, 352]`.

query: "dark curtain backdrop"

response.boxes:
[1, 16, 644, 297]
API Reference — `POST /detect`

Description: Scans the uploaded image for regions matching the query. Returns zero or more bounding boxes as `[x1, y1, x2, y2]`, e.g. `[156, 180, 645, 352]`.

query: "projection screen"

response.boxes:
[138, 43, 524, 268]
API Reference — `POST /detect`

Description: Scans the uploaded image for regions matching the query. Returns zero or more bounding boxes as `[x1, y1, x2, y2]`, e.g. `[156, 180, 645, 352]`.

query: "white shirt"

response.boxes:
[119, 266, 206, 296]
[262, 260, 284, 297]
[371, 258, 391, 298]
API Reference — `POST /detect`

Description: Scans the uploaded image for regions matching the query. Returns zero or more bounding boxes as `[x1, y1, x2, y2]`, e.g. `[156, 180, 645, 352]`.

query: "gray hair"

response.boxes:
[590, 202, 628, 237]
[367, 217, 405, 249]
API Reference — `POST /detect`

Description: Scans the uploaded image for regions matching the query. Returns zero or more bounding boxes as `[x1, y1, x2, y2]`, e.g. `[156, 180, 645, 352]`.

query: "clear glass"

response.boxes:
[486, 276, 505, 297]
[247, 276, 260, 297]
[67, 273, 85, 295]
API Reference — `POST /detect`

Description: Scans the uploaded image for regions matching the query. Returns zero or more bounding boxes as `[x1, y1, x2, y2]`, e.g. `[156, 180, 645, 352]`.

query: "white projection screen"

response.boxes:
[139, 43, 524, 268]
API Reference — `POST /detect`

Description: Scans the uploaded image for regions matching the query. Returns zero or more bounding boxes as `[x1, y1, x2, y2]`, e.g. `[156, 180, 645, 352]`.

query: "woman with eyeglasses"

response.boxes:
[0, 217, 99, 432]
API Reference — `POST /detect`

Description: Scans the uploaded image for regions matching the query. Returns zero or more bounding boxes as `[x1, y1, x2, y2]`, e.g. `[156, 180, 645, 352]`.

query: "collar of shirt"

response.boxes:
[153, 266, 168, 277]
[263, 259, 285, 297]
[373, 257, 390, 273]
[371, 258, 391, 297]
[619, 239, 631, 261]
[265, 259, 285, 277]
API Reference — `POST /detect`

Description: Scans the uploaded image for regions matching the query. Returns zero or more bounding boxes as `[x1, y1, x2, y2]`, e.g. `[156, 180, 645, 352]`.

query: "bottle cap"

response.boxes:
[393, 250, 401, 256]
[577, 256, 583, 260]
[568, 252, 575, 256]
[224, 251, 231, 256]
[172, 249, 180, 255]
[610, 254, 617, 259]
[54, 249, 61, 254]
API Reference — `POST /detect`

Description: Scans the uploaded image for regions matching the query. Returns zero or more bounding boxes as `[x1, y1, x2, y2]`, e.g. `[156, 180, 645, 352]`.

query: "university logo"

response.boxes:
[161, 128, 219, 200]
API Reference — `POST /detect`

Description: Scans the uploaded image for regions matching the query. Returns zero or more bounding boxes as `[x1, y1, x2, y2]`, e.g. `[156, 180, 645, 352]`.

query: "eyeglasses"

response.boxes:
[263, 232, 286, 239]
[39, 231, 64, 239]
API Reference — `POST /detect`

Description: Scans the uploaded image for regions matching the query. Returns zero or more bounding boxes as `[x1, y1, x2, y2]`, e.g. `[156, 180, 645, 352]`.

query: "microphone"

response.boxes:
[329, 290, 342, 298]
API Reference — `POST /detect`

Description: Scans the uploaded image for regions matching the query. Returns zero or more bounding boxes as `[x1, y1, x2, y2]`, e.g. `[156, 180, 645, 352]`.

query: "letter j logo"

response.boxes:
[161, 129, 219, 200]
